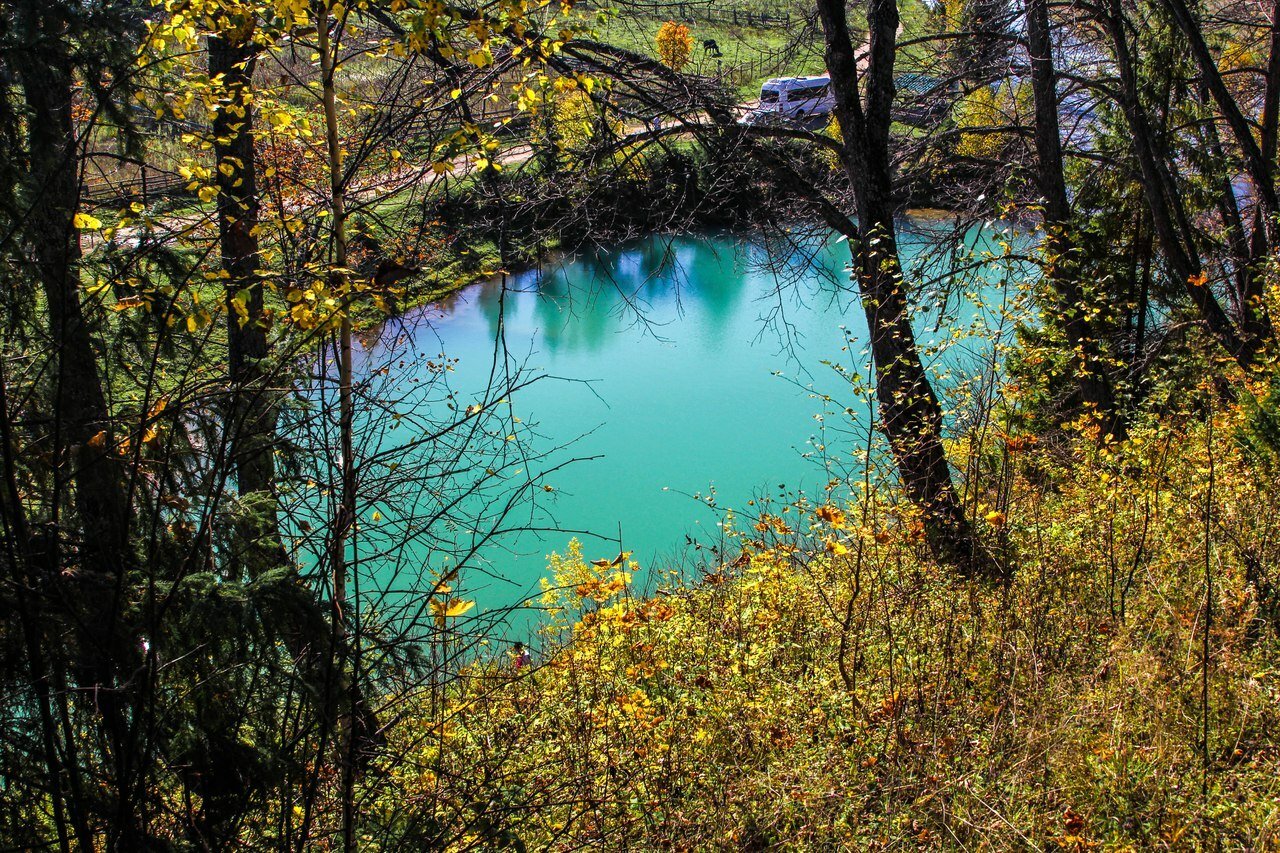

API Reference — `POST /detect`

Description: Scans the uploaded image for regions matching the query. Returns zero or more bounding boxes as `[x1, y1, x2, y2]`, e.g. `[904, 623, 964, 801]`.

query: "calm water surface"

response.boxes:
[348, 220, 1024, 623]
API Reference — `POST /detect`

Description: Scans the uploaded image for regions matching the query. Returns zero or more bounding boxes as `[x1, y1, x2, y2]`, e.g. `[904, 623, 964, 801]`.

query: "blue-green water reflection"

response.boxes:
[346, 220, 1026, 626]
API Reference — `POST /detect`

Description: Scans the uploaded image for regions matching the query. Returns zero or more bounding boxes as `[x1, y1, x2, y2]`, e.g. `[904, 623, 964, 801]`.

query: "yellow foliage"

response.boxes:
[954, 80, 1031, 161]
[377, 417, 1280, 849]
[429, 597, 475, 626]
[655, 20, 693, 71]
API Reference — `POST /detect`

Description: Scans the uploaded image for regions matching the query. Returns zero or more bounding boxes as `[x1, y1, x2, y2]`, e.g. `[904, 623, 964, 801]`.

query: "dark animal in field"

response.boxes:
[703, 39, 722, 57]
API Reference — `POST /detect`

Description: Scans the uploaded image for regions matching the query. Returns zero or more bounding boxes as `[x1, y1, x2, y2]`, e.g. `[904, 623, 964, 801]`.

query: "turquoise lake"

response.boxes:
[338, 220, 1026, 632]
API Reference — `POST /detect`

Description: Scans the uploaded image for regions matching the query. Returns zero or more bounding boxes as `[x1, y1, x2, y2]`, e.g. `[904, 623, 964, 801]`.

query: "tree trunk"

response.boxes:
[816, 0, 1004, 580]
[1159, 0, 1280, 230]
[1243, 0, 1280, 343]
[16, 4, 130, 590]
[1026, 0, 1126, 439]
[1104, 0, 1261, 369]
[209, 35, 288, 580]
[1160, 0, 1275, 349]
[317, 9, 360, 849]
[13, 0, 139, 845]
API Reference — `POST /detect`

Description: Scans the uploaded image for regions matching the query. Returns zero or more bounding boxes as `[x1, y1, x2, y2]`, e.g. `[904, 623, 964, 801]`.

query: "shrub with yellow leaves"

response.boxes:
[654, 20, 693, 71]
[374, 415, 1280, 850]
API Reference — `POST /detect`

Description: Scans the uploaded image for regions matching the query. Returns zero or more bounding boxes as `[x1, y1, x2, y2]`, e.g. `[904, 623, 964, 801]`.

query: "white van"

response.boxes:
[749, 75, 835, 123]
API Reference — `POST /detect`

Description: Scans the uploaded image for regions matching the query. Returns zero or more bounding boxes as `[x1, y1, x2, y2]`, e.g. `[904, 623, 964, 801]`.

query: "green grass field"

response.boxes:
[595, 0, 937, 99]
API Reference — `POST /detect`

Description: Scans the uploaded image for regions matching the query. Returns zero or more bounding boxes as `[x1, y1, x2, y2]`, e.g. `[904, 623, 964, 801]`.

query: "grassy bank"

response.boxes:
[356, 399, 1280, 849]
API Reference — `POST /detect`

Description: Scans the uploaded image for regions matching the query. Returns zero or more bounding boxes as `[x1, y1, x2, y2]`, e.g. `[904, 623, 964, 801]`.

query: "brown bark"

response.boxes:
[1244, 0, 1280, 341]
[1160, 0, 1275, 347]
[1104, 0, 1262, 368]
[13, 0, 140, 845]
[16, 3, 130, 586]
[317, 9, 361, 848]
[816, 0, 1004, 580]
[180, 33, 292, 847]
[1261, 0, 1280, 165]
[1159, 0, 1280, 229]
[209, 35, 288, 579]
[1026, 0, 1126, 439]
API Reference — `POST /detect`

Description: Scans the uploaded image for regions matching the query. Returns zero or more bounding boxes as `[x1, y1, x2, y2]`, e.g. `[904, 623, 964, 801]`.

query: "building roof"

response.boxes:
[895, 73, 944, 96]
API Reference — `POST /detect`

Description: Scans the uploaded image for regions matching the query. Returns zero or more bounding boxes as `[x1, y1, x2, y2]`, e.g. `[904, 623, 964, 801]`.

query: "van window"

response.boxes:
[760, 89, 780, 103]
[788, 84, 829, 100]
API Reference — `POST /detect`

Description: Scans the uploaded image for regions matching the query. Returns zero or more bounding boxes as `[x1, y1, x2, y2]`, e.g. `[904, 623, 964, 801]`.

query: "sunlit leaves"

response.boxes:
[654, 20, 692, 71]
[815, 504, 847, 528]
[825, 538, 850, 556]
[429, 597, 475, 626]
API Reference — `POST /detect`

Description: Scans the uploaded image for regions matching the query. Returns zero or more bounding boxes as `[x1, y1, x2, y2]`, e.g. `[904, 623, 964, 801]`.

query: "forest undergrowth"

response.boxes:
[367, 387, 1280, 850]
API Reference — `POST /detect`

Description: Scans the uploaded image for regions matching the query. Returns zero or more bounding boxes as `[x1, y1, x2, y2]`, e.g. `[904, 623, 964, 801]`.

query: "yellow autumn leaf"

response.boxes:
[73, 212, 102, 230]
[431, 598, 475, 625]
[590, 551, 632, 569]
[112, 295, 146, 312]
[815, 504, 846, 528]
[444, 599, 473, 617]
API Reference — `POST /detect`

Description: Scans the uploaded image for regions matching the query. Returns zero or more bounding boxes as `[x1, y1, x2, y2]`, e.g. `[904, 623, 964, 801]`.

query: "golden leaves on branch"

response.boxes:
[430, 597, 475, 626]
[815, 504, 847, 528]
[85, 396, 171, 460]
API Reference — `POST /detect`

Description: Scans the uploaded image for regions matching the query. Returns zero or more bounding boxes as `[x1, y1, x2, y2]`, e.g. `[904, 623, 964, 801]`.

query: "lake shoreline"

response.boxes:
[391, 204, 1005, 329]
[380, 142, 1024, 326]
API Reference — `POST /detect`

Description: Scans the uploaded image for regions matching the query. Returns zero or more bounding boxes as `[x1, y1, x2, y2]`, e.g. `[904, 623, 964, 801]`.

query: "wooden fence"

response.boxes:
[584, 0, 795, 29]
[82, 169, 187, 206]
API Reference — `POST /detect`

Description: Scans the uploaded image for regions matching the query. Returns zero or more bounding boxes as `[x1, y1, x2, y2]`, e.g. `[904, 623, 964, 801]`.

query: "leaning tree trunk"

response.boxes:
[1158, 0, 1276, 351]
[1244, 0, 1280, 345]
[1103, 0, 1263, 369]
[1160, 0, 1280, 231]
[816, 0, 1004, 580]
[1026, 0, 1126, 439]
